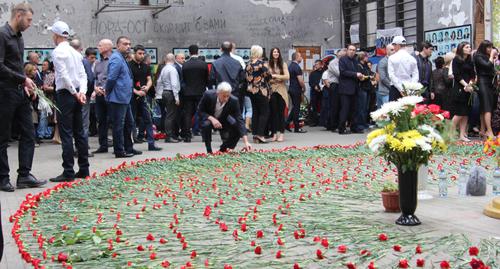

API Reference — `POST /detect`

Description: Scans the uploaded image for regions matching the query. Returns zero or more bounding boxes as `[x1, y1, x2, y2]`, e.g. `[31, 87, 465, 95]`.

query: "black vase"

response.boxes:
[396, 168, 421, 226]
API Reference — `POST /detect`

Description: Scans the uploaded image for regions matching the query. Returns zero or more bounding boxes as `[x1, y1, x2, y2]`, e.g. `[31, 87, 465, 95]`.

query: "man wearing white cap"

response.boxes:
[387, 35, 419, 101]
[48, 21, 90, 183]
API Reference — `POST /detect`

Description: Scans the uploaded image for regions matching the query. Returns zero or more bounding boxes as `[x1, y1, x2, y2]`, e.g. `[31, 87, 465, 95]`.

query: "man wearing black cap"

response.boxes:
[0, 3, 47, 192]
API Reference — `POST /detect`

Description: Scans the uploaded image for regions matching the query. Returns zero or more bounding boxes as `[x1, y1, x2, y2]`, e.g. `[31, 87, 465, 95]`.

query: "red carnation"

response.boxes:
[254, 246, 262, 255]
[276, 250, 282, 259]
[469, 246, 479, 256]
[57, 253, 68, 262]
[224, 265, 232, 269]
[337, 244, 347, 253]
[440, 261, 450, 269]
[378, 233, 388, 241]
[161, 260, 171, 268]
[277, 237, 284, 245]
[293, 263, 301, 269]
[346, 262, 356, 269]
[137, 245, 145, 251]
[428, 104, 441, 114]
[398, 259, 409, 268]
[393, 245, 402, 252]
[256, 230, 264, 238]
[415, 245, 422, 254]
[469, 258, 486, 269]
[416, 258, 425, 267]
[241, 223, 247, 232]
[316, 249, 324, 259]
[368, 261, 376, 269]
[442, 110, 450, 119]
[146, 233, 155, 241]
[150, 252, 157, 260]
[321, 238, 329, 248]
[160, 238, 167, 244]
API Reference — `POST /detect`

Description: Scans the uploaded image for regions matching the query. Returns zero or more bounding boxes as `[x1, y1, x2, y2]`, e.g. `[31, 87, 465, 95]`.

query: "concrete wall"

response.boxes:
[424, 0, 473, 30]
[0, 0, 342, 56]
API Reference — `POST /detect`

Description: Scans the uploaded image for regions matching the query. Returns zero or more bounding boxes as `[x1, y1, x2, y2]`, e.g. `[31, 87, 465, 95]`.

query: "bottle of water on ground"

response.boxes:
[493, 168, 500, 196]
[457, 165, 467, 196]
[438, 169, 447, 198]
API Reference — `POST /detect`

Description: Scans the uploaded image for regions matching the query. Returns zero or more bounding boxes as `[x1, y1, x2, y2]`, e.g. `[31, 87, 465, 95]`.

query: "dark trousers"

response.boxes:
[338, 94, 356, 133]
[389, 86, 402, 101]
[131, 97, 155, 146]
[353, 89, 369, 130]
[56, 90, 89, 177]
[162, 91, 178, 139]
[181, 95, 201, 138]
[250, 93, 270, 136]
[310, 89, 322, 125]
[328, 83, 341, 130]
[0, 87, 35, 184]
[95, 95, 109, 150]
[108, 102, 134, 154]
[286, 91, 302, 131]
[0, 202, 3, 262]
[201, 120, 240, 153]
[270, 92, 286, 133]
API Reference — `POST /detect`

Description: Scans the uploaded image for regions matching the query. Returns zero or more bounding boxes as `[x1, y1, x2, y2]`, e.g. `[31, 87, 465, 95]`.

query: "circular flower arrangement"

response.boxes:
[10, 143, 499, 269]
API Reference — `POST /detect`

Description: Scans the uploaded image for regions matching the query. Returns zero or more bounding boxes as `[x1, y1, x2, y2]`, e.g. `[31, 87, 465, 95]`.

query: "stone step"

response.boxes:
[484, 198, 500, 219]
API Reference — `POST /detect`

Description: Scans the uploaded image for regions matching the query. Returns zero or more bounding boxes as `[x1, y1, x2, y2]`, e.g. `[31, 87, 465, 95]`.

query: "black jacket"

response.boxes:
[338, 56, 360, 95]
[198, 90, 247, 137]
[474, 53, 495, 79]
[182, 57, 209, 97]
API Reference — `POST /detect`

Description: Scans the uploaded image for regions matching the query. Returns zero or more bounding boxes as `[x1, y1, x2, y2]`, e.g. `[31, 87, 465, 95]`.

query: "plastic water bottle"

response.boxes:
[457, 165, 468, 196]
[438, 169, 448, 198]
[493, 168, 500, 196]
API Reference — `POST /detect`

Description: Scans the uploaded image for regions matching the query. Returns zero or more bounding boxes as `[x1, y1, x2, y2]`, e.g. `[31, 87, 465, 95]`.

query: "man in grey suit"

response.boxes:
[376, 44, 395, 108]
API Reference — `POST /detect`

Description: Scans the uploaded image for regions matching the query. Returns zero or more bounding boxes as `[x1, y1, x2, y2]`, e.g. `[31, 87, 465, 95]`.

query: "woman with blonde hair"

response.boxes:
[246, 45, 272, 143]
[268, 47, 289, 142]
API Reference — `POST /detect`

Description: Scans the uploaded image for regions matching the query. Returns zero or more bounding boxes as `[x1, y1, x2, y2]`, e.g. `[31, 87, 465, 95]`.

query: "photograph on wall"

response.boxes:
[24, 48, 54, 65]
[494, 0, 500, 47]
[173, 48, 251, 63]
[424, 24, 472, 62]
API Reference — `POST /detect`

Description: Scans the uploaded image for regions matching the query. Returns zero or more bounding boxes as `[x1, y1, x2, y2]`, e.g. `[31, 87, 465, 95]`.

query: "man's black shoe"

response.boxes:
[184, 137, 191, 143]
[148, 146, 162, 151]
[171, 136, 182, 141]
[115, 152, 134, 158]
[339, 130, 351, 135]
[351, 129, 364, 134]
[17, 174, 47, 189]
[165, 138, 180, 143]
[192, 132, 200, 136]
[0, 182, 15, 192]
[129, 149, 142, 155]
[50, 174, 75, 183]
[285, 126, 292, 132]
[294, 129, 307, 133]
[75, 171, 90, 179]
[93, 148, 108, 154]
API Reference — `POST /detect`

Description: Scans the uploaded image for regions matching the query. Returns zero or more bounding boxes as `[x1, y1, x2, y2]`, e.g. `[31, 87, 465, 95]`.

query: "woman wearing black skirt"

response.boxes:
[451, 42, 476, 142]
[474, 40, 497, 138]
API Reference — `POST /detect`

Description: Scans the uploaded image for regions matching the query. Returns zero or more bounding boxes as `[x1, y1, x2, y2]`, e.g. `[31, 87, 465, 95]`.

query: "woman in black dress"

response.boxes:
[474, 40, 497, 138]
[451, 42, 476, 142]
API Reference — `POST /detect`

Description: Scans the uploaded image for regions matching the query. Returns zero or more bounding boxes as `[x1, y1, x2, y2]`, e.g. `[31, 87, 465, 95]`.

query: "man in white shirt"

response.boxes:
[388, 36, 419, 101]
[156, 53, 181, 143]
[231, 43, 246, 69]
[324, 48, 346, 131]
[48, 21, 90, 183]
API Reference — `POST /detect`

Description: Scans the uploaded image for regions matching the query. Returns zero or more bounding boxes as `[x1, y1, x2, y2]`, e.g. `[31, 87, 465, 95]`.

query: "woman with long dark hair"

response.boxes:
[474, 40, 497, 138]
[451, 42, 476, 141]
[268, 48, 289, 142]
[246, 45, 272, 143]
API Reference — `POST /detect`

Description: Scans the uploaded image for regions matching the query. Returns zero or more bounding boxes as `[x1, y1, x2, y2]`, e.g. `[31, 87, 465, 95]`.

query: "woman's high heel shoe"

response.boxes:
[253, 136, 268, 144]
[277, 133, 284, 142]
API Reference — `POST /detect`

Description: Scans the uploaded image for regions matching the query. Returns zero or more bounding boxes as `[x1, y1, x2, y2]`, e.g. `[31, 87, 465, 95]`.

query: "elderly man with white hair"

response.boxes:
[156, 53, 181, 143]
[197, 82, 252, 153]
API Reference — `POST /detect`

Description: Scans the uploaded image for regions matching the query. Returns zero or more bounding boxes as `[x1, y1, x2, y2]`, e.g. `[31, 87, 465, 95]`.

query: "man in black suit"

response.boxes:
[181, 45, 209, 142]
[209, 41, 246, 108]
[338, 44, 364, 134]
[198, 82, 252, 153]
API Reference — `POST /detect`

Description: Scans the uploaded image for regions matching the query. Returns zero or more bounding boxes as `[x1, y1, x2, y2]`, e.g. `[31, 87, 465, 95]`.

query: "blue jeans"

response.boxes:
[108, 102, 134, 154]
[353, 89, 369, 130]
[36, 112, 51, 138]
[376, 93, 389, 109]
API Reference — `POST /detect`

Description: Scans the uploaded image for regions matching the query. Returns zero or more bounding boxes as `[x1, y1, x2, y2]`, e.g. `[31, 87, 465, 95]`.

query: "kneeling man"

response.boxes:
[198, 82, 252, 153]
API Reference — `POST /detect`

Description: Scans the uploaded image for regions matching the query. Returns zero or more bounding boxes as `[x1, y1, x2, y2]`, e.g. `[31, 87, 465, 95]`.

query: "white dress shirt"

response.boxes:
[155, 63, 180, 101]
[388, 48, 419, 92]
[326, 58, 341, 84]
[231, 53, 246, 69]
[52, 41, 87, 95]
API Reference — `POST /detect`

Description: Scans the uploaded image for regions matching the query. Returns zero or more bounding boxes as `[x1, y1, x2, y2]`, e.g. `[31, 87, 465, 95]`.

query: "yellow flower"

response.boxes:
[367, 129, 386, 145]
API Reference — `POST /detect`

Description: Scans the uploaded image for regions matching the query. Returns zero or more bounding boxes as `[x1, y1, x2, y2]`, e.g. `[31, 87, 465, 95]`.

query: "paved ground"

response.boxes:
[1, 128, 499, 268]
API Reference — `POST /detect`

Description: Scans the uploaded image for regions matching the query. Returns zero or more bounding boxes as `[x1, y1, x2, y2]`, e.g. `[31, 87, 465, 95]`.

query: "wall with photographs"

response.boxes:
[493, 0, 500, 48]
[424, 24, 472, 62]
[0, 0, 342, 59]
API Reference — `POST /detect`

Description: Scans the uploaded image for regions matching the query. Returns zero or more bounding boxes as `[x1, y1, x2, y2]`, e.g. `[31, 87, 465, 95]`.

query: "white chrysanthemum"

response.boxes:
[415, 137, 432, 152]
[419, 125, 444, 142]
[369, 134, 387, 153]
[402, 82, 424, 91]
[398, 95, 424, 106]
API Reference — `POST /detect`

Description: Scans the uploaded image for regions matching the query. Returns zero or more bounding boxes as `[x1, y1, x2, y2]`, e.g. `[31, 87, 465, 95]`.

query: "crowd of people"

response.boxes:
[1, 3, 500, 195]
